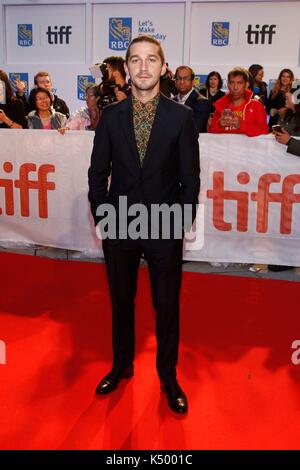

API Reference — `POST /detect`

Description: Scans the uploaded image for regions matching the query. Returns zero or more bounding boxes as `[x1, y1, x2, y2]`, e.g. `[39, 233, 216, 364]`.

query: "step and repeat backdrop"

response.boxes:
[0, 0, 300, 113]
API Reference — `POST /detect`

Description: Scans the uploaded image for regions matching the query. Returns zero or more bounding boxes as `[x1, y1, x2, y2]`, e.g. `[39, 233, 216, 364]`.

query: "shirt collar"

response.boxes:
[132, 93, 160, 108]
[178, 87, 194, 104]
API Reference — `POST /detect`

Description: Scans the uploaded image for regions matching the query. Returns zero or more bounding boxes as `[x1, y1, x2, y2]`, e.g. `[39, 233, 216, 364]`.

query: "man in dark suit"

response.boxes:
[173, 66, 210, 133]
[88, 36, 200, 414]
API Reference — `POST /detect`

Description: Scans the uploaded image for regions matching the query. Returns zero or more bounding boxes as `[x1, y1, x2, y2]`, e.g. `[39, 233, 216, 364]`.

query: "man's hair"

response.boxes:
[104, 56, 126, 80]
[34, 71, 51, 86]
[175, 66, 195, 81]
[125, 35, 165, 65]
[227, 67, 249, 83]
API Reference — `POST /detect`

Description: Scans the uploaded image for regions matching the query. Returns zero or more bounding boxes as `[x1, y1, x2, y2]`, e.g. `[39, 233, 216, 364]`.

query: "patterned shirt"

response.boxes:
[132, 94, 160, 165]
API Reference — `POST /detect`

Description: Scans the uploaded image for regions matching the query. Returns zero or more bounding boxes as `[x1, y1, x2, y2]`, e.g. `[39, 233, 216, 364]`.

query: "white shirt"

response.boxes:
[177, 87, 195, 105]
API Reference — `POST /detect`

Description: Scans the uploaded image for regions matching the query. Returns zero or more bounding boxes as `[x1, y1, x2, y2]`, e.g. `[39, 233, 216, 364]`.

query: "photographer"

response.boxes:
[97, 56, 131, 109]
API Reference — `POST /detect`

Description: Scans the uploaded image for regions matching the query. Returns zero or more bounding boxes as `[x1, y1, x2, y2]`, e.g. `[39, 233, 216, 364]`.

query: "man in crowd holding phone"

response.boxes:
[208, 67, 268, 136]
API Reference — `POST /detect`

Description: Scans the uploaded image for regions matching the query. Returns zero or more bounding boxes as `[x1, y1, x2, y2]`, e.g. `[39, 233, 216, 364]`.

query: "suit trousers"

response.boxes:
[102, 238, 183, 385]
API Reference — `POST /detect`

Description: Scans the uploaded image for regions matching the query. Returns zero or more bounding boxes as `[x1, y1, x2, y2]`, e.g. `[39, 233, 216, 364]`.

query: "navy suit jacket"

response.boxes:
[174, 89, 210, 133]
[88, 93, 200, 241]
[287, 138, 300, 157]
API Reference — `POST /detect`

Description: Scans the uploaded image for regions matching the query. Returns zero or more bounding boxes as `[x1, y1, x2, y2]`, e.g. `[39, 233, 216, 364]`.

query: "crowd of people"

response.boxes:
[2, 38, 300, 414]
[1, 61, 299, 146]
[1, 61, 300, 225]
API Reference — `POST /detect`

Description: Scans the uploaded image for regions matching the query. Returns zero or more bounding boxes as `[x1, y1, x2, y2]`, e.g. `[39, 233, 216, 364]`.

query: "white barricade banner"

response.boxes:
[185, 133, 300, 265]
[1, 130, 300, 265]
[0, 129, 100, 251]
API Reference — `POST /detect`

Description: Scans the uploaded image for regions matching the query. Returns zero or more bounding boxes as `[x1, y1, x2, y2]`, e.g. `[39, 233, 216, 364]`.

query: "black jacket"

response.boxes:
[173, 89, 210, 133]
[0, 99, 28, 128]
[287, 138, 300, 157]
[88, 94, 200, 240]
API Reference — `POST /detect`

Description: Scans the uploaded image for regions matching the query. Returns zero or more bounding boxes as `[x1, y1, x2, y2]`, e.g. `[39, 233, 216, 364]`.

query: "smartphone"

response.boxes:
[272, 124, 283, 133]
[223, 108, 234, 118]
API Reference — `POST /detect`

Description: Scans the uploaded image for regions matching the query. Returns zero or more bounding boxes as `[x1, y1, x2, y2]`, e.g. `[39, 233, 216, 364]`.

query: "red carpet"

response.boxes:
[0, 251, 300, 450]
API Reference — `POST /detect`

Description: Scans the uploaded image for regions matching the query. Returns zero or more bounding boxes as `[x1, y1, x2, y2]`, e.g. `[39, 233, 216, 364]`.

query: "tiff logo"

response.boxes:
[207, 171, 300, 234]
[291, 340, 300, 365]
[46, 25, 72, 45]
[245, 24, 276, 44]
[0, 340, 6, 365]
[0, 162, 55, 218]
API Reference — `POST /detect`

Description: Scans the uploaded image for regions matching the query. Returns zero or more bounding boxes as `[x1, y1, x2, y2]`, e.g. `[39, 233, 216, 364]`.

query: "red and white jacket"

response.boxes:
[208, 89, 269, 137]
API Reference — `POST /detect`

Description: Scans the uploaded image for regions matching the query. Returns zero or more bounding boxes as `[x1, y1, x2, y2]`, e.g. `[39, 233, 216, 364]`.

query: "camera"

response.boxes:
[89, 61, 120, 110]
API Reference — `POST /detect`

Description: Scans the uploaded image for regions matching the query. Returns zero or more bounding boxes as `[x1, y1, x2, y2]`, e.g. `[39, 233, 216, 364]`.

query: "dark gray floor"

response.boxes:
[1, 244, 300, 283]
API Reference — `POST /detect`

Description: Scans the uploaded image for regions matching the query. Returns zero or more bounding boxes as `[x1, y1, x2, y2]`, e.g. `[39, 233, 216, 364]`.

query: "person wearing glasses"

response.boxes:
[208, 67, 268, 136]
[173, 66, 210, 133]
[26, 87, 67, 129]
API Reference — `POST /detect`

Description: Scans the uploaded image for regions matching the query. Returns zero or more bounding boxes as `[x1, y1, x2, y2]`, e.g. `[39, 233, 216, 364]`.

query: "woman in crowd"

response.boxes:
[0, 69, 27, 129]
[248, 64, 268, 105]
[62, 85, 101, 131]
[200, 71, 225, 113]
[266, 68, 294, 131]
[27, 87, 67, 129]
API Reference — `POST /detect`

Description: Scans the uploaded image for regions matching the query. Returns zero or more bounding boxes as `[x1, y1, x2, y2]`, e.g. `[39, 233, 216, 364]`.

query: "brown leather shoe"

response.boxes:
[95, 365, 134, 395]
[161, 380, 188, 414]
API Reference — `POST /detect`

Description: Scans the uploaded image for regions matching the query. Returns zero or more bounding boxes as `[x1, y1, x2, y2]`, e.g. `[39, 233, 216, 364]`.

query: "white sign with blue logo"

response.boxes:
[190, 2, 300, 67]
[5, 5, 86, 64]
[92, 3, 184, 65]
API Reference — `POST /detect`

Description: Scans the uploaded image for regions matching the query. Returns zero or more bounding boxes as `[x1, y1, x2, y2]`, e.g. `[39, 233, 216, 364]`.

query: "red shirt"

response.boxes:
[208, 89, 269, 137]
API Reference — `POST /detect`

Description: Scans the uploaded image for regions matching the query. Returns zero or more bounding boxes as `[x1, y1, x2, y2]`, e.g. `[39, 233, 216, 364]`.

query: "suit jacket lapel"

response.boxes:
[185, 90, 196, 108]
[120, 98, 141, 169]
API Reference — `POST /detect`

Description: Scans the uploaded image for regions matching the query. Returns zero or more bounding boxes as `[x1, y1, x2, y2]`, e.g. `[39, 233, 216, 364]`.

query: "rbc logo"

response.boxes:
[17, 24, 33, 47]
[109, 18, 132, 51]
[194, 75, 208, 90]
[77, 75, 95, 100]
[211, 22, 229, 47]
[9, 73, 29, 98]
